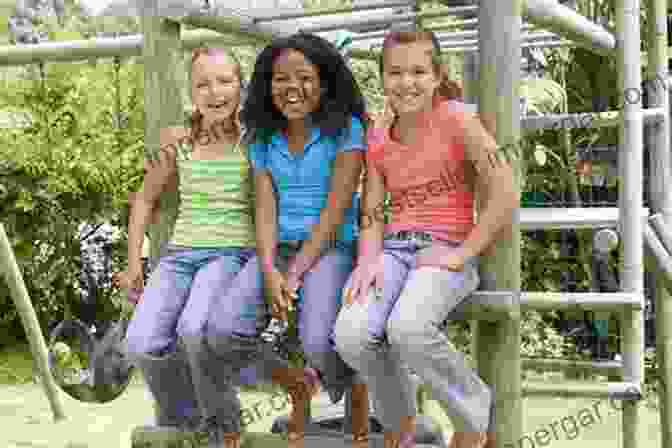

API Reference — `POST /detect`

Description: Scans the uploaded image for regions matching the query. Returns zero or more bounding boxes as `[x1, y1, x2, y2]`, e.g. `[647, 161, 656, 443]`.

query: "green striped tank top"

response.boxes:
[169, 137, 255, 248]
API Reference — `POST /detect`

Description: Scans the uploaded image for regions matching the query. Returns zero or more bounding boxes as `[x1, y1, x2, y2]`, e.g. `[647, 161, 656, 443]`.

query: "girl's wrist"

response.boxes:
[261, 257, 276, 273]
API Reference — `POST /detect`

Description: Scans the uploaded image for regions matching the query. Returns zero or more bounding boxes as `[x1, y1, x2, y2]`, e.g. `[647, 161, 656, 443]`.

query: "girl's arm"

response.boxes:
[254, 171, 279, 274]
[459, 114, 519, 259]
[287, 151, 363, 278]
[356, 161, 386, 263]
[127, 127, 181, 268]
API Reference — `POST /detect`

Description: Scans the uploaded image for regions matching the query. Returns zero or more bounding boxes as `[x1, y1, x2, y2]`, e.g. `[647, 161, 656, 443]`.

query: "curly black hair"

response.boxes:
[241, 32, 367, 143]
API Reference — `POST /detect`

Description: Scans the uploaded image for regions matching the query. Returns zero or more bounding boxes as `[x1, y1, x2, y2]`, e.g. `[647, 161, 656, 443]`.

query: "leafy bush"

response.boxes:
[0, 59, 145, 344]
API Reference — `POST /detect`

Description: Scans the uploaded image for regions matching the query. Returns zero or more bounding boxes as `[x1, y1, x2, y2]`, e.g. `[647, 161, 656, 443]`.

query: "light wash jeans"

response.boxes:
[334, 238, 492, 433]
[124, 246, 263, 432]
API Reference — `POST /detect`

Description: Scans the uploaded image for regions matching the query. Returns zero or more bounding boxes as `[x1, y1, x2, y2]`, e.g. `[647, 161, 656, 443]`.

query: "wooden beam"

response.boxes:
[0, 224, 66, 421]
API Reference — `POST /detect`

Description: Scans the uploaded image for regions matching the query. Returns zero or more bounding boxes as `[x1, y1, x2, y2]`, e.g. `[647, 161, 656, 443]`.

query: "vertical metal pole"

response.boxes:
[616, 1, 645, 447]
[463, 49, 480, 369]
[645, 0, 672, 445]
[0, 224, 66, 421]
[477, 2, 522, 447]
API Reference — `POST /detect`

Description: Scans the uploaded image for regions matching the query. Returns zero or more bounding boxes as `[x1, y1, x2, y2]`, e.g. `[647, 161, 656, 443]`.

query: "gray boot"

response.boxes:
[132, 347, 202, 429]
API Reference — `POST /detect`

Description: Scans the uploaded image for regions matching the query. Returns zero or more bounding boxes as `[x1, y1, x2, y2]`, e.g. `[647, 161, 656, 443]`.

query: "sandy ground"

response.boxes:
[0, 376, 663, 448]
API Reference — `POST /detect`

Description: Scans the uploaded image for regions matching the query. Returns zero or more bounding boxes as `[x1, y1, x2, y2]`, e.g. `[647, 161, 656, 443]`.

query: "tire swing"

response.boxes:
[46, 56, 136, 404]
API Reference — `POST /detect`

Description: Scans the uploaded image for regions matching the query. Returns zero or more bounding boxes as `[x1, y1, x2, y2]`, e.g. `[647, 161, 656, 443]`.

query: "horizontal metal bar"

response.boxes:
[443, 18, 478, 28]
[439, 32, 558, 48]
[438, 30, 556, 43]
[441, 39, 572, 53]
[523, 358, 623, 376]
[523, 380, 642, 399]
[0, 29, 262, 66]
[432, 5, 478, 15]
[522, 358, 658, 377]
[180, 12, 291, 41]
[522, 108, 665, 131]
[449, 291, 520, 322]
[298, 9, 459, 34]
[520, 207, 650, 230]
[520, 292, 644, 311]
[447, 290, 641, 323]
[251, 0, 414, 22]
[522, 0, 615, 56]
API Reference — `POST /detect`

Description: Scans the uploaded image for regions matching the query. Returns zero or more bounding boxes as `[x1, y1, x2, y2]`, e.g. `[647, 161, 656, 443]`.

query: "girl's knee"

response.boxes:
[386, 316, 422, 349]
[124, 332, 167, 359]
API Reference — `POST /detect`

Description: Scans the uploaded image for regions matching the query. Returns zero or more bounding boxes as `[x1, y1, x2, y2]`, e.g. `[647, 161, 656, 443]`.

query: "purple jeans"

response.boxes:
[205, 242, 359, 398]
[124, 246, 263, 432]
[334, 237, 492, 433]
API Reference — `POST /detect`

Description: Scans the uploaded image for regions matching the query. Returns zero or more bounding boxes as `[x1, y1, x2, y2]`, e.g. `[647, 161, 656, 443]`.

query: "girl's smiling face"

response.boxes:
[271, 49, 322, 122]
[191, 52, 241, 126]
[382, 41, 440, 116]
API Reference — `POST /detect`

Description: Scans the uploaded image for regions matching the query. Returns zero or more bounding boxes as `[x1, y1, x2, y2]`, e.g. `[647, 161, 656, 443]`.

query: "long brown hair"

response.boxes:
[189, 47, 244, 142]
[379, 30, 463, 102]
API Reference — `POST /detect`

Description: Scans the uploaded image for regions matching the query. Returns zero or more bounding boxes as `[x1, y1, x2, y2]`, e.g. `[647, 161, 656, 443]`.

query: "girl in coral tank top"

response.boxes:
[333, 29, 518, 448]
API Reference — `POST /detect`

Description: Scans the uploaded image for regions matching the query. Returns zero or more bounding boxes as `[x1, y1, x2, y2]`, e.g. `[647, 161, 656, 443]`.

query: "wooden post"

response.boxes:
[477, 2, 523, 447]
[139, 2, 184, 432]
[139, 8, 185, 266]
[0, 223, 66, 421]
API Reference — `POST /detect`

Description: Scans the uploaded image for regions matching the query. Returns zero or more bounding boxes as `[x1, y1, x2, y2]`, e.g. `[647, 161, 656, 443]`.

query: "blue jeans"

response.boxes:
[206, 241, 361, 399]
[334, 238, 492, 433]
[124, 246, 262, 431]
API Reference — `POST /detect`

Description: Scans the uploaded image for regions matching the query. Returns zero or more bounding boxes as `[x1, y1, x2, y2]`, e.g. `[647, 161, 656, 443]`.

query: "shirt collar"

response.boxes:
[270, 125, 322, 151]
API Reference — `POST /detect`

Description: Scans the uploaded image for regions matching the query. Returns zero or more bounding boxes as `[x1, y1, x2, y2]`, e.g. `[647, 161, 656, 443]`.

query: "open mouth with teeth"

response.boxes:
[285, 96, 303, 105]
[208, 102, 229, 110]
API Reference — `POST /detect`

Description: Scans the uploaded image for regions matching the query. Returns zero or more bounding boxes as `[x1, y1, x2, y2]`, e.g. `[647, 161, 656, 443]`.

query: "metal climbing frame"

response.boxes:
[0, 0, 671, 447]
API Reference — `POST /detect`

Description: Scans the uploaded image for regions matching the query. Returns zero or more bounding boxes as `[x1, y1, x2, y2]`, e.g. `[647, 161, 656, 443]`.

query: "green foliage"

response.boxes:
[0, 59, 145, 343]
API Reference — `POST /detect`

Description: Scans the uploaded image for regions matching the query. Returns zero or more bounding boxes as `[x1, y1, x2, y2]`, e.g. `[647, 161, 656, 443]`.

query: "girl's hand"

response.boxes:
[264, 268, 297, 322]
[374, 97, 396, 131]
[114, 262, 144, 303]
[285, 271, 303, 295]
[342, 254, 384, 306]
[415, 245, 473, 271]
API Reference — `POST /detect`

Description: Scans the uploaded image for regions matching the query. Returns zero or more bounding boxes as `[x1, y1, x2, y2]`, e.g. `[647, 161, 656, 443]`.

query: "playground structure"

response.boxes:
[0, 0, 672, 446]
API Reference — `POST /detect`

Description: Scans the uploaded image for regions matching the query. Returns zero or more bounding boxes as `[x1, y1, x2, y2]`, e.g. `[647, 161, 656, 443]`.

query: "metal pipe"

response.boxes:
[436, 28, 551, 42]
[521, 107, 665, 131]
[441, 39, 572, 53]
[0, 29, 262, 66]
[522, 0, 615, 55]
[297, 9, 461, 34]
[180, 13, 291, 41]
[616, 1, 645, 445]
[522, 381, 641, 399]
[439, 32, 558, 48]
[523, 358, 622, 376]
[650, 214, 672, 258]
[251, 0, 414, 22]
[520, 292, 643, 311]
[644, 223, 672, 293]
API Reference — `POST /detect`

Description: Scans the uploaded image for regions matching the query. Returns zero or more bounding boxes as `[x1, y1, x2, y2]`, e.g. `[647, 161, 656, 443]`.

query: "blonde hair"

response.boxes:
[189, 47, 243, 141]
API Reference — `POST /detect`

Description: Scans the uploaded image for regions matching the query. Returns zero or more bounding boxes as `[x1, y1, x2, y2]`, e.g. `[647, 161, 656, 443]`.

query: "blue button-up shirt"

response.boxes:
[249, 114, 365, 243]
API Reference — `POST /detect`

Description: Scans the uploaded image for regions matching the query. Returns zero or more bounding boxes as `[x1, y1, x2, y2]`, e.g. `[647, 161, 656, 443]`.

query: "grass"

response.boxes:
[0, 344, 665, 447]
[0, 343, 35, 384]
